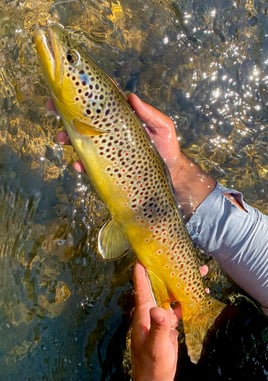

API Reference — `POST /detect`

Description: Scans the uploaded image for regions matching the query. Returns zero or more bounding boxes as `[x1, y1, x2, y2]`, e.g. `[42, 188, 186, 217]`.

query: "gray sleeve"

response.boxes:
[186, 183, 268, 314]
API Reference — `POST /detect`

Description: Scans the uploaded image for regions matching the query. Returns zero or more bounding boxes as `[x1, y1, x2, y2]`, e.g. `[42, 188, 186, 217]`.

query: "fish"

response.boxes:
[34, 23, 226, 363]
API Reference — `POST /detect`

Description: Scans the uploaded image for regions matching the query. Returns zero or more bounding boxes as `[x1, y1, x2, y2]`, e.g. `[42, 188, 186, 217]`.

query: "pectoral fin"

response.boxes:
[98, 219, 130, 260]
[73, 119, 106, 136]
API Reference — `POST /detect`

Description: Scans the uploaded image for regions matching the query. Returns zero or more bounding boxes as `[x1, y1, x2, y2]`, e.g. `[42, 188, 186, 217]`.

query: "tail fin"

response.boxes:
[183, 297, 226, 363]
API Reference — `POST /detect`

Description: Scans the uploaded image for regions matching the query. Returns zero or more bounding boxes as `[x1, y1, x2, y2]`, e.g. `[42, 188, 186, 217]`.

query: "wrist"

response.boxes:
[171, 153, 216, 219]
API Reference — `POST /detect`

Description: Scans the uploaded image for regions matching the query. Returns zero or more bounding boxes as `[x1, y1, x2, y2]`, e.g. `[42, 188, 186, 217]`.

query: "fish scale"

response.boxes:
[34, 22, 227, 363]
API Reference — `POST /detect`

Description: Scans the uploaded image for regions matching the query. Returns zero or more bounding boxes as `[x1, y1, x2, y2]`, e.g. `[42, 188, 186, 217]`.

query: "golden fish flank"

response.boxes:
[34, 23, 226, 363]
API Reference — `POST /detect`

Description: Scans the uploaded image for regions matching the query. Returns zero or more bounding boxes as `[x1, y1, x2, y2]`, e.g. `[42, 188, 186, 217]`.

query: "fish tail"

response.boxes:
[183, 297, 226, 364]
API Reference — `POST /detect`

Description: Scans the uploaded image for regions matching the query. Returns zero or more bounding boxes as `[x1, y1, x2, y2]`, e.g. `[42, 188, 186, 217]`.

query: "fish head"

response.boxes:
[34, 23, 122, 135]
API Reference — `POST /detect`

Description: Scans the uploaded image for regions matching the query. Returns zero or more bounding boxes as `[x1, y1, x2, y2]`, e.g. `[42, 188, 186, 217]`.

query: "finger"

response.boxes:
[133, 262, 155, 308]
[56, 131, 69, 145]
[128, 93, 174, 136]
[46, 99, 58, 114]
[149, 307, 179, 343]
[199, 265, 210, 293]
[171, 301, 182, 321]
[56, 132, 85, 172]
[73, 161, 84, 173]
[199, 264, 208, 277]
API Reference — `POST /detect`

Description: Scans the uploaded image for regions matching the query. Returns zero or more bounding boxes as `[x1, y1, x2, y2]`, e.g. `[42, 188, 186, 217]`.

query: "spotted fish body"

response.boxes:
[34, 23, 226, 363]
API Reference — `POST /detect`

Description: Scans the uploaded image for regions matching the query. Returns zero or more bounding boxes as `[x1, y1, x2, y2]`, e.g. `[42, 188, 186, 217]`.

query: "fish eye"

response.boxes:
[66, 49, 80, 66]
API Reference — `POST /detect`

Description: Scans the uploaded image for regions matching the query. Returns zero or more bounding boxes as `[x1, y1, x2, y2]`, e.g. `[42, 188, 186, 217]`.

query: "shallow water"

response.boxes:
[0, 0, 267, 380]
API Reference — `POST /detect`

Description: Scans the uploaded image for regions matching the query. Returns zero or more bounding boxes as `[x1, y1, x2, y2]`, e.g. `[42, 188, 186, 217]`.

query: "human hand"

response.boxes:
[127, 94, 181, 184]
[131, 262, 181, 381]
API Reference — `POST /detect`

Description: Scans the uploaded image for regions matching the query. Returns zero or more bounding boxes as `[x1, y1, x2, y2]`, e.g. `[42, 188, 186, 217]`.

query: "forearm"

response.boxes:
[185, 183, 268, 314]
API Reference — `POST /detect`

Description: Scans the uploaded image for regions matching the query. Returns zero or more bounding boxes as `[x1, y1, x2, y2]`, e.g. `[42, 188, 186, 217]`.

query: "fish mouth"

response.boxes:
[34, 27, 54, 64]
[34, 23, 64, 84]
[45, 22, 65, 62]
[45, 27, 55, 62]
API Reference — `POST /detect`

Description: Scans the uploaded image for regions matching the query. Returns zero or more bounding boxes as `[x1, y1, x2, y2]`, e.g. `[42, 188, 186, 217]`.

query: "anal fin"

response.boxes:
[147, 270, 171, 309]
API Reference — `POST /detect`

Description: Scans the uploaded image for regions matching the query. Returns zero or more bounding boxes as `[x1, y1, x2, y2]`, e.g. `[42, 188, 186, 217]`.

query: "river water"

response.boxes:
[0, 0, 267, 380]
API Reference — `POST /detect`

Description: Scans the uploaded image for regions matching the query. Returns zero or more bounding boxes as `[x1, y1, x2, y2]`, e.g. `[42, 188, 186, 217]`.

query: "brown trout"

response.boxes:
[34, 23, 226, 363]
